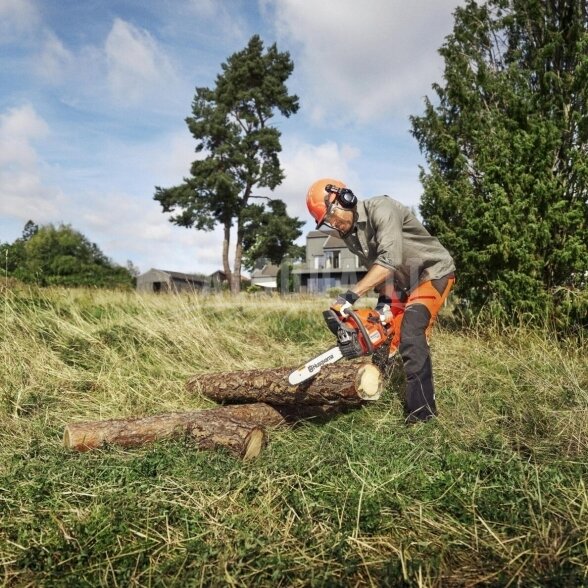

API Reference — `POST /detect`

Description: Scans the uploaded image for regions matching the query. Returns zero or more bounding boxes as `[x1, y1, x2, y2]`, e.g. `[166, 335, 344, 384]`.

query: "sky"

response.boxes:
[0, 0, 463, 276]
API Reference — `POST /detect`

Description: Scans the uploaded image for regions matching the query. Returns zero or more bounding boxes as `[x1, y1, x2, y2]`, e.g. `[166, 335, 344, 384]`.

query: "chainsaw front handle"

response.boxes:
[345, 308, 375, 354]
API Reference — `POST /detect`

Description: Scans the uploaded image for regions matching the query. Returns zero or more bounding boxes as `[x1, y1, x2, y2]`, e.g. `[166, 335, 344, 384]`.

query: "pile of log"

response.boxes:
[63, 362, 383, 460]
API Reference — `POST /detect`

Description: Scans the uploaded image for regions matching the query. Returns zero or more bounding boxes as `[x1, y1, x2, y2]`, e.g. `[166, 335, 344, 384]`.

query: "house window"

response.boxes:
[314, 255, 324, 269]
[332, 250, 340, 269]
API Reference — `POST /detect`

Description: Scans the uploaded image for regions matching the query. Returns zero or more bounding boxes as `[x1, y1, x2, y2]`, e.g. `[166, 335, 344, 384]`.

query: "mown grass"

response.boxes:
[0, 282, 587, 587]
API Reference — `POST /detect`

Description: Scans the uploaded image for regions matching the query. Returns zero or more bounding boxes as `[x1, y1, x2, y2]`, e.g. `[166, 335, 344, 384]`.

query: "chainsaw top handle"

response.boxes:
[344, 308, 375, 354]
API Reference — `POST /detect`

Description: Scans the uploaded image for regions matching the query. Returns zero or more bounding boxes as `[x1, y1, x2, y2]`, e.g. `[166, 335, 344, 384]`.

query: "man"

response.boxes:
[306, 178, 456, 423]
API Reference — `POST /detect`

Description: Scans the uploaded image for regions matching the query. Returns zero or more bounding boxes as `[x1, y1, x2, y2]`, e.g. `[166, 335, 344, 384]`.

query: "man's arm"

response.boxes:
[350, 263, 392, 297]
[352, 198, 403, 299]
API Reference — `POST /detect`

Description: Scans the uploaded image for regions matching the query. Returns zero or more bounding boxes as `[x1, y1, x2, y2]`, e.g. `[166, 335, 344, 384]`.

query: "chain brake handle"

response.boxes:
[343, 308, 375, 354]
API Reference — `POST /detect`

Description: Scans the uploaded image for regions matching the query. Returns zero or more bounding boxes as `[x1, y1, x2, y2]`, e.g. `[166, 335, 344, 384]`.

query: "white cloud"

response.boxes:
[185, 0, 218, 19]
[263, 0, 461, 124]
[258, 138, 361, 224]
[0, 104, 65, 223]
[0, 103, 48, 165]
[35, 31, 74, 83]
[142, 128, 198, 186]
[76, 190, 225, 274]
[181, 0, 247, 42]
[0, 104, 62, 222]
[105, 18, 178, 106]
[0, 112, 223, 272]
[0, 0, 40, 43]
[27, 16, 187, 113]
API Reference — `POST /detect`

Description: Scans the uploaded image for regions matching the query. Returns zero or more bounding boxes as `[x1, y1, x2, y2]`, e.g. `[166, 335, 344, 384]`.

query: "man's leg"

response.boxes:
[399, 274, 455, 422]
[373, 284, 407, 354]
[371, 284, 407, 374]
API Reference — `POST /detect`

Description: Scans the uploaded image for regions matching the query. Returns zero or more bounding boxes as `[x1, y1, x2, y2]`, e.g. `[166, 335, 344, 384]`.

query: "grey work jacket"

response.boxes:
[343, 196, 456, 293]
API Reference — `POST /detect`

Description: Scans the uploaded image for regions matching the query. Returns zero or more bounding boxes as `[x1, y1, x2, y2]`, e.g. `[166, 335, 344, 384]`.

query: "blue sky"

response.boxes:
[0, 0, 462, 275]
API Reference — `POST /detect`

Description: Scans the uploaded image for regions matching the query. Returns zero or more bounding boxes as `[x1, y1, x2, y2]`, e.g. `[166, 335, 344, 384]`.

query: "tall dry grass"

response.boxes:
[1, 282, 586, 586]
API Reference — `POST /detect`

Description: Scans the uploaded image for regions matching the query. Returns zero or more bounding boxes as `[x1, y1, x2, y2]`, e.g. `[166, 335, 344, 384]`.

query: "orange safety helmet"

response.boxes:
[306, 178, 347, 228]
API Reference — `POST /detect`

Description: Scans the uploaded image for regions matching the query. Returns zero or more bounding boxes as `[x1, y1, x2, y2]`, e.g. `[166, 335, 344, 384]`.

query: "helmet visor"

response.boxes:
[319, 205, 355, 238]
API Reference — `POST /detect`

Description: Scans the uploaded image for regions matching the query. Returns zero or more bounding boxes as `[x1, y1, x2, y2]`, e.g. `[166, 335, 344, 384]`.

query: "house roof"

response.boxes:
[157, 269, 207, 283]
[323, 234, 346, 250]
[306, 229, 338, 238]
[170, 272, 204, 281]
[251, 264, 279, 278]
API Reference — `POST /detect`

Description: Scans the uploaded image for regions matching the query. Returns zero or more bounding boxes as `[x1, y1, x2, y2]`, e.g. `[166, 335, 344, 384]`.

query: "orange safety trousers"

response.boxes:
[379, 274, 456, 355]
[377, 273, 455, 421]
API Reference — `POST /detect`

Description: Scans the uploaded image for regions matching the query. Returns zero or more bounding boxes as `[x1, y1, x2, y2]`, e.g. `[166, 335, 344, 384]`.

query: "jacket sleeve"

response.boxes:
[372, 199, 403, 271]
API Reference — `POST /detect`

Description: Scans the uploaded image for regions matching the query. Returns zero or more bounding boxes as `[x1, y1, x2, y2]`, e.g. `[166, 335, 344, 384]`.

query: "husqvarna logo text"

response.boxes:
[308, 354, 335, 373]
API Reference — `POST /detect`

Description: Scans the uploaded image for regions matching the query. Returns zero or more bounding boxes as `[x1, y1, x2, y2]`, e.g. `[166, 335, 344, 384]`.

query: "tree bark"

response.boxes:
[186, 362, 383, 406]
[232, 208, 245, 295]
[222, 220, 232, 289]
[63, 403, 285, 459]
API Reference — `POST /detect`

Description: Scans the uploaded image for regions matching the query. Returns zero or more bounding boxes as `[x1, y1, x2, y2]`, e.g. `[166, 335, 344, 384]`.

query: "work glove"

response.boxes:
[375, 295, 393, 323]
[330, 290, 359, 316]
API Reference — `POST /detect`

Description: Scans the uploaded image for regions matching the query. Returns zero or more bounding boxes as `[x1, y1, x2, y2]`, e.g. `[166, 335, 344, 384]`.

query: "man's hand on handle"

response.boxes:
[329, 290, 359, 315]
[375, 294, 393, 323]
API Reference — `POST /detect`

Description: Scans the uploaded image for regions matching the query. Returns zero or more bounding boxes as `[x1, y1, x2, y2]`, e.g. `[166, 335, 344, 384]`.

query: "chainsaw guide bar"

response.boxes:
[288, 346, 343, 386]
[288, 307, 394, 386]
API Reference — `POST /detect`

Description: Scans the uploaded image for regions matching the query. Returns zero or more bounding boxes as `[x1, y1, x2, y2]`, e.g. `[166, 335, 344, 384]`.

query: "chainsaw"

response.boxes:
[288, 307, 394, 385]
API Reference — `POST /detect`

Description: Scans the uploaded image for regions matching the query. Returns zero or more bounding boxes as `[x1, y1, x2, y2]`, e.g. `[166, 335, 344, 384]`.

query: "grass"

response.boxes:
[0, 282, 587, 587]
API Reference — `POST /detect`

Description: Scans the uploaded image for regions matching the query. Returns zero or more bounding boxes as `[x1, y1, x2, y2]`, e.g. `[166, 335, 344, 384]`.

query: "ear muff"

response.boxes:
[337, 188, 357, 209]
[325, 184, 357, 209]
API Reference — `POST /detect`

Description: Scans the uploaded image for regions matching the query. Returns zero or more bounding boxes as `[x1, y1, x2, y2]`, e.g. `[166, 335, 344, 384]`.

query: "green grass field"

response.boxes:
[1, 283, 586, 587]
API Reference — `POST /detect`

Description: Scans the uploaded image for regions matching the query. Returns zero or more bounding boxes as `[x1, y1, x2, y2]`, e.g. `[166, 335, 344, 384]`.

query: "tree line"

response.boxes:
[3, 1, 586, 330]
[1, 221, 135, 288]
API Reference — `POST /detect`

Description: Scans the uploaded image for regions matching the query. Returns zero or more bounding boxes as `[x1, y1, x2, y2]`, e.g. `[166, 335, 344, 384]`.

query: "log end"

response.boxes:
[242, 427, 265, 460]
[63, 424, 99, 452]
[355, 363, 383, 401]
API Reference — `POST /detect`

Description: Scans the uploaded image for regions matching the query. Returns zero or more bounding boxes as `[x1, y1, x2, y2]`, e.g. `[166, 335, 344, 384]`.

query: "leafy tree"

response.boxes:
[22, 220, 39, 241]
[411, 0, 588, 328]
[0, 220, 37, 276]
[2, 222, 134, 288]
[241, 199, 304, 271]
[154, 35, 300, 294]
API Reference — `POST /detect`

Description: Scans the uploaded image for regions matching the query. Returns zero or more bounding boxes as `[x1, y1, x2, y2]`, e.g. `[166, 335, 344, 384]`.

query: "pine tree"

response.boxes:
[154, 35, 300, 293]
[411, 0, 588, 328]
[241, 199, 304, 271]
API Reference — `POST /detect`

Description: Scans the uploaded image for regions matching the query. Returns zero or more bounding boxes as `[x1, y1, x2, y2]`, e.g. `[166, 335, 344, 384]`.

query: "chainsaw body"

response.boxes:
[288, 307, 394, 385]
[323, 307, 393, 358]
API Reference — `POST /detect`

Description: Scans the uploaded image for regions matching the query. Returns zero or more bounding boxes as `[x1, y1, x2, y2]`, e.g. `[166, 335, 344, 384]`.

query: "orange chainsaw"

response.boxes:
[288, 307, 394, 385]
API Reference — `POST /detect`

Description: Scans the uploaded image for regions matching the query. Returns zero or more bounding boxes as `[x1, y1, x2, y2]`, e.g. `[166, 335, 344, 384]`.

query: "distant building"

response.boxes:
[251, 263, 279, 290]
[292, 230, 367, 293]
[136, 269, 207, 293]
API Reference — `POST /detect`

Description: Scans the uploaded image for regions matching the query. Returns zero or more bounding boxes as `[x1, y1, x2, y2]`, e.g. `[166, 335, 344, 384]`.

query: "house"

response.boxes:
[251, 263, 280, 290]
[292, 230, 367, 293]
[136, 268, 208, 293]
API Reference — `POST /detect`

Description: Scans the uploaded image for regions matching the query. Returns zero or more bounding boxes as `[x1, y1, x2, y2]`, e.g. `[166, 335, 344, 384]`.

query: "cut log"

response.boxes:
[186, 362, 383, 406]
[63, 403, 285, 459]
